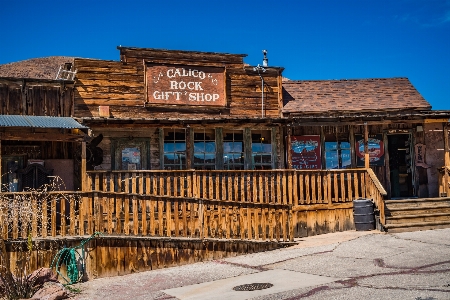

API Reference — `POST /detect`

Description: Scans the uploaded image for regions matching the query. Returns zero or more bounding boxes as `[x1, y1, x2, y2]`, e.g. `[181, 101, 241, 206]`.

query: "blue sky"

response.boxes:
[1, 0, 449, 110]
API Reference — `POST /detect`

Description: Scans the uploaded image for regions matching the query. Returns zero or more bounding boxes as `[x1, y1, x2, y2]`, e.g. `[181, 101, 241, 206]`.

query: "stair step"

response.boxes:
[383, 220, 450, 233]
[385, 213, 450, 224]
[386, 205, 450, 216]
[385, 198, 450, 209]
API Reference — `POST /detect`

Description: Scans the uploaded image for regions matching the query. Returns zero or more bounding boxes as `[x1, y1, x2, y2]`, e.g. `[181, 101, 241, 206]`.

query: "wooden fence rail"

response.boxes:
[86, 169, 375, 205]
[0, 191, 292, 242]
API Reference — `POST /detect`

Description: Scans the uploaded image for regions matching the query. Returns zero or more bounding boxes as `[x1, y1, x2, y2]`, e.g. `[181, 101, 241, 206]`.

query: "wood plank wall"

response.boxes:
[0, 79, 74, 116]
[2, 237, 280, 280]
[73, 48, 282, 119]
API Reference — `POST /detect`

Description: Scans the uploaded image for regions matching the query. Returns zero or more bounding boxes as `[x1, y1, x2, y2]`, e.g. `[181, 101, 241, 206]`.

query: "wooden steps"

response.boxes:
[383, 197, 450, 233]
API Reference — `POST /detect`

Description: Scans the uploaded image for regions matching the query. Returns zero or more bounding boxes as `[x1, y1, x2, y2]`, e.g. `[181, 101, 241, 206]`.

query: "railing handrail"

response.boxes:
[87, 168, 369, 174]
[366, 168, 387, 196]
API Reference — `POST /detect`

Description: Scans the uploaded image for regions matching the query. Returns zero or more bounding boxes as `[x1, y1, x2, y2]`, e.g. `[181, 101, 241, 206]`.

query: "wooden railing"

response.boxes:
[0, 191, 292, 242]
[439, 166, 450, 197]
[0, 169, 387, 242]
[365, 168, 388, 225]
[86, 169, 376, 205]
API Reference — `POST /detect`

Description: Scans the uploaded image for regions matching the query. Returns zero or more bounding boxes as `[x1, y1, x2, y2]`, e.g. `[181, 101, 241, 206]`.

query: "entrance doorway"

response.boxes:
[388, 134, 414, 198]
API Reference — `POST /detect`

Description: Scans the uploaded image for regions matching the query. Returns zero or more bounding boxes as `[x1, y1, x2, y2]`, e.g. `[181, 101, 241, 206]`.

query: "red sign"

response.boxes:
[146, 64, 225, 106]
[291, 136, 321, 169]
[356, 134, 385, 166]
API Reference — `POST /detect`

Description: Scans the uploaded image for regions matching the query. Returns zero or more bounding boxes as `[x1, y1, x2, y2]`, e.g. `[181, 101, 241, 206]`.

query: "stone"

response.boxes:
[30, 282, 68, 300]
[28, 268, 59, 286]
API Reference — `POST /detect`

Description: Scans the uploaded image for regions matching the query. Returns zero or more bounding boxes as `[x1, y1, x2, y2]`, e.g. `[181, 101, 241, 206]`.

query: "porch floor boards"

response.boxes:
[383, 197, 450, 233]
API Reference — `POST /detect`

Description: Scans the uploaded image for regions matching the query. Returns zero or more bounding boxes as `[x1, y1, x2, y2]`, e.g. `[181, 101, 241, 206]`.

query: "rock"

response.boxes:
[30, 282, 68, 300]
[28, 268, 59, 286]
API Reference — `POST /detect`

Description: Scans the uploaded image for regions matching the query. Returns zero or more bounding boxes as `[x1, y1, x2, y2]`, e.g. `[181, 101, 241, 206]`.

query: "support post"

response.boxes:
[364, 123, 370, 169]
[287, 126, 292, 169]
[444, 123, 449, 166]
[81, 141, 87, 191]
[0, 139, 2, 182]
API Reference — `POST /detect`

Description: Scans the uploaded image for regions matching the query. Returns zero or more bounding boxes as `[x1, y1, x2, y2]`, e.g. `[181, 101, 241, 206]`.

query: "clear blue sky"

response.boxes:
[1, 0, 449, 110]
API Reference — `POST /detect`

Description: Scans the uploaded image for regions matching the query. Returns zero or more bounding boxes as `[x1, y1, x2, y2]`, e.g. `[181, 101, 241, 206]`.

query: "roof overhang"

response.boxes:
[0, 115, 89, 142]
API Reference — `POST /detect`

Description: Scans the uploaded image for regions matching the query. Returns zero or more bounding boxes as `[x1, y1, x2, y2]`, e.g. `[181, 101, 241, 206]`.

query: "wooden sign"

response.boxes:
[291, 135, 321, 169]
[146, 63, 225, 106]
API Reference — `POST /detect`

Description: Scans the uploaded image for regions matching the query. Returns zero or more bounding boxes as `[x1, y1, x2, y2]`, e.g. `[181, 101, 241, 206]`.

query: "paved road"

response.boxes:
[72, 229, 450, 299]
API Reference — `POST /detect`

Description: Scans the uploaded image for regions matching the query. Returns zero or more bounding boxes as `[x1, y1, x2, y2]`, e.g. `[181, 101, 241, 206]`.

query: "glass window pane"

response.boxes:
[341, 150, 352, 168]
[251, 130, 272, 169]
[325, 151, 339, 169]
[164, 129, 186, 170]
[223, 130, 244, 170]
[194, 129, 216, 170]
[325, 142, 338, 150]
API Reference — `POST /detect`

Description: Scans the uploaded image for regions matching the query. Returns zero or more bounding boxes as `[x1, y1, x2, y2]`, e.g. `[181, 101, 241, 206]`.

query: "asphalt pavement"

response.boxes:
[72, 228, 450, 300]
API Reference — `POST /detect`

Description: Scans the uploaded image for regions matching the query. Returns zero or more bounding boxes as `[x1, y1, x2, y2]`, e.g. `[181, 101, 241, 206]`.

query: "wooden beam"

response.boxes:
[287, 126, 292, 169]
[364, 123, 369, 169]
[383, 131, 391, 199]
[0, 139, 2, 182]
[81, 142, 87, 191]
[186, 127, 192, 169]
[349, 126, 356, 168]
[0, 130, 85, 142]
[444, 123, 450, 166]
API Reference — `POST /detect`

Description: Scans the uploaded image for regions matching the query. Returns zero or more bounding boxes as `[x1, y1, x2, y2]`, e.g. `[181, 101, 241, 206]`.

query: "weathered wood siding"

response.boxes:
[3, 237, 280, 280]
[73, 48, 283, 119]
[0, 78, 74, 116]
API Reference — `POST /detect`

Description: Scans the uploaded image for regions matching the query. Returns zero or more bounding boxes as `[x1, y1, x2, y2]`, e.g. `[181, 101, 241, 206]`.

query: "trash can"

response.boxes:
[353, 198, 375, 231]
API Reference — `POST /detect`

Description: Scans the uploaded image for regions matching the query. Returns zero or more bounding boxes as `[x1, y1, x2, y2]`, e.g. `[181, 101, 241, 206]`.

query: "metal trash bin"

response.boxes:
[353, 198, 375, 231]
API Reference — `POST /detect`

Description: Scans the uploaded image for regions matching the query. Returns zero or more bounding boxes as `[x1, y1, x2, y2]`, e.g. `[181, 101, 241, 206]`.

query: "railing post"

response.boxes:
[364, 123, 370, 169]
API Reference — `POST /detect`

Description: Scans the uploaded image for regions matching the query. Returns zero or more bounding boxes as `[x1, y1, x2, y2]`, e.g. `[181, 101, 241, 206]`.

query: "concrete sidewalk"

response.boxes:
[72, 229, 450, 299]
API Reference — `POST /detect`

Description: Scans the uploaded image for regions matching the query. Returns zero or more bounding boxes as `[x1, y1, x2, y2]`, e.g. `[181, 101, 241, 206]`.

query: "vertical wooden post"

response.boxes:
[349, 126, 356, 168]
[0, 139, 2, 180]
[444, 123, 449, 166]
[444, 123, 450, 196]
[244, 128, 252, 170]
[383, 130, 391, 199]
[81, 141, 87, 191]
[186, 127, 192, 169]
[287, 126, 292, 169]
[216, 128, 224, 170]
[364, 123, 370, 169]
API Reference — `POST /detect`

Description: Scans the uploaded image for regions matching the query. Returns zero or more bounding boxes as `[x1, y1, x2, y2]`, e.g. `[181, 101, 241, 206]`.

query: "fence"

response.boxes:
[0, 191, 292, 242]
[86, 169, 383, 205]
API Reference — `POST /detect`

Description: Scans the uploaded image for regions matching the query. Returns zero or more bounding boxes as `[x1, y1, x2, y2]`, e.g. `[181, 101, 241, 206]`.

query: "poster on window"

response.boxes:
[291, 135, 321, 169]
[356, 134, 385, 166]
[122, 147, 141, 170]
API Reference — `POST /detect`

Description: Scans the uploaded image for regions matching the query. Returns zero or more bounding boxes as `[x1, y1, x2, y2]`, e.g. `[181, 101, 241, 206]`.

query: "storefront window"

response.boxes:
[223, 130, 244, 170]
[252, 130, 272, 169]
[193, 129, 216, 170]
[163, 129, 186, 170]
[325, 134, 351, 169]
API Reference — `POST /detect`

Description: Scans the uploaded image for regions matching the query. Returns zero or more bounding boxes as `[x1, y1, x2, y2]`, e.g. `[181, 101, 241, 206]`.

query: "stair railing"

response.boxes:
[365, 168, 388, 225]
[438, 166, 450, 197]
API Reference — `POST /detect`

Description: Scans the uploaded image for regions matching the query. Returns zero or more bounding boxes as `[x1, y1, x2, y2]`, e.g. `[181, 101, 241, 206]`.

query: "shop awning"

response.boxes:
[0, 115, 88, 133]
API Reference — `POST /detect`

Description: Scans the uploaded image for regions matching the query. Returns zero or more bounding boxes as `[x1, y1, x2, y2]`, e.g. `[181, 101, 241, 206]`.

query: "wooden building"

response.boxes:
[0, 47, 449, 279]
[0, 77, 87, 191]
[74, 47, 285, 173]
[282, 78, 450, 199]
